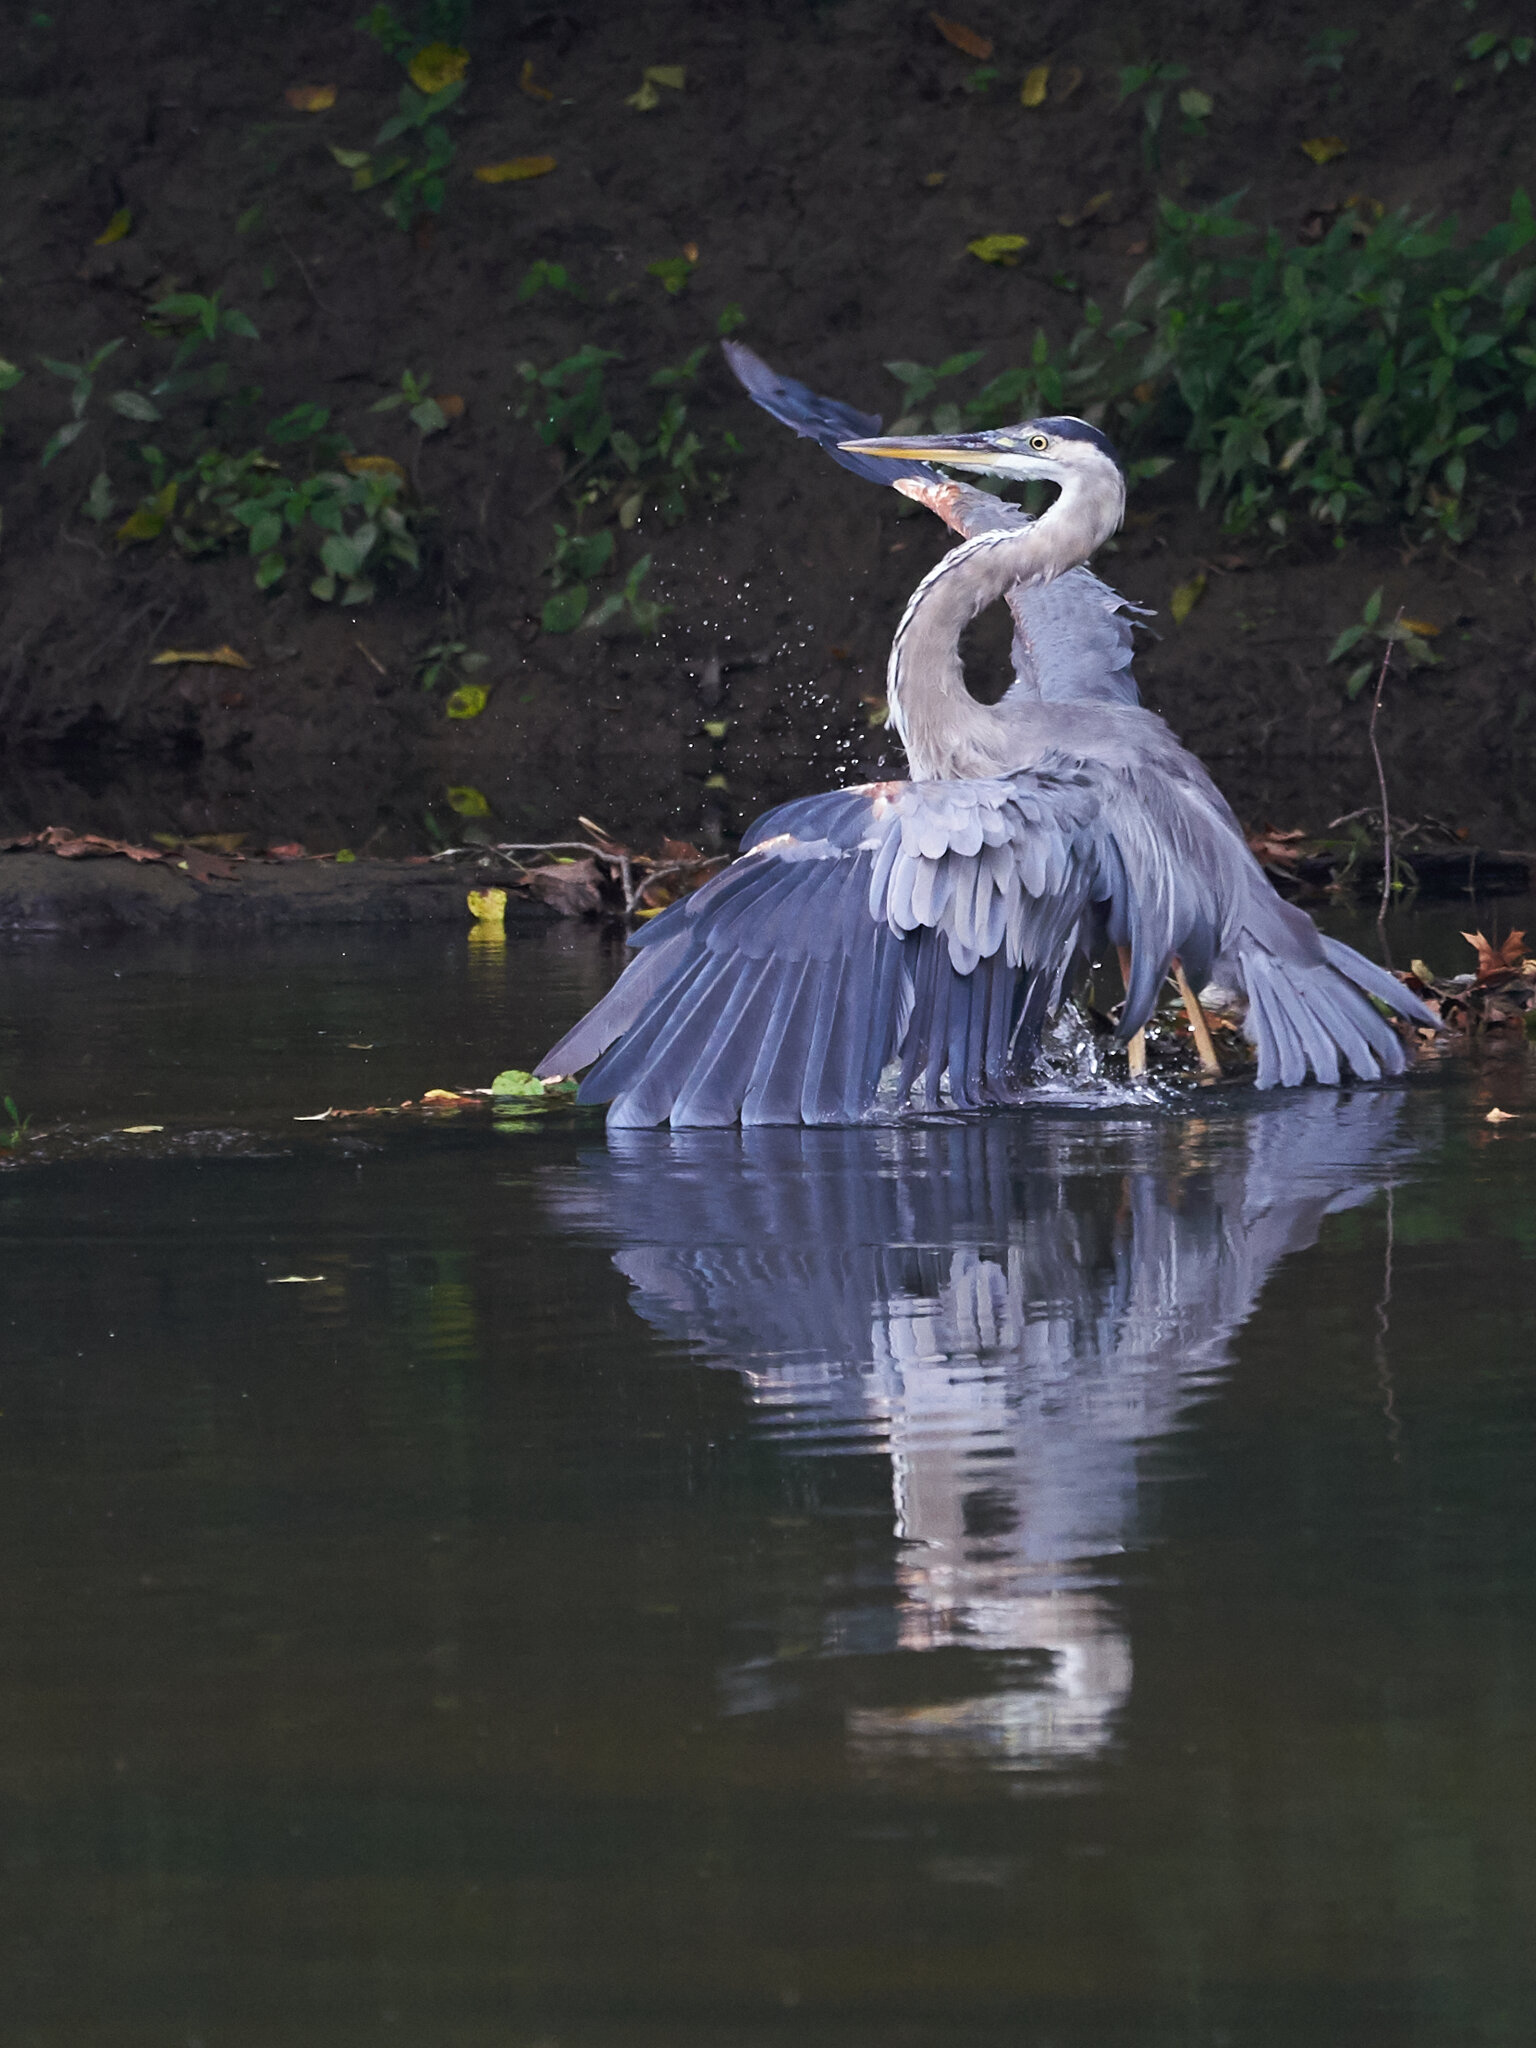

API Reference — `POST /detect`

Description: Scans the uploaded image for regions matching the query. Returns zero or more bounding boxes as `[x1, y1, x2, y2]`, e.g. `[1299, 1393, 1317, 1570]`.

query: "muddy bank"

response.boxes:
[0, 849, 555, 932]
[3, 1, 1536, 850]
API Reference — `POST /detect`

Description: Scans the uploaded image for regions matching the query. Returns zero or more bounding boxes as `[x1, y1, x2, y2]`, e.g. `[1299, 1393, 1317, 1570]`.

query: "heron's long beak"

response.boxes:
[837, 430, 1005, 468]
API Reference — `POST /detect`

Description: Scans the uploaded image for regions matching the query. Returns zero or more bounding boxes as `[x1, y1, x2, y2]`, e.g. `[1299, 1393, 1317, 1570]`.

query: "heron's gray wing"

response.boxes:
[535, 773, 1103, 1127]
[1072, 723, 1440, 1083]
[1009, 568, 1146, 708]
[721, 339, 937, 488]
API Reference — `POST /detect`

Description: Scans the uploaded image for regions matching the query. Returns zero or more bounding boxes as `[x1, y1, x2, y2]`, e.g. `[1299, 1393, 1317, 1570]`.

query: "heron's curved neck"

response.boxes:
[888, 466, 1123, 780]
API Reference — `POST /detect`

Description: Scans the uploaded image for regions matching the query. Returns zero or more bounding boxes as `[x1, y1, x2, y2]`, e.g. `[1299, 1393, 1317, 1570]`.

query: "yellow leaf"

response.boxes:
[519, 58, 553, 101]
[644, 64, 686, 89]
[407, 42, 468, 94]
[1058, 187, 1112, 227]
[94, 207, 131, 245]
[150, 644, 252, 669]
[329, 144, 370, 169]
[930, 14, 993, 59]
[966, 233, 1030, 265]
[467, 888, 507, 927]
[1169, 574, 1207, 625]
[1300, 135, 1348, 165]
[447, 783, 491, 817]
[284, 83, 337, 111]
[474, 155, 556, 182]
[1020, 65, 1050, 107]
[1400, 617, 1440, 637]
[626, 79, 661, 110]
[116, 481, 178, 544]
[343, 454, 407, 481]
[445, 682, 488, 720]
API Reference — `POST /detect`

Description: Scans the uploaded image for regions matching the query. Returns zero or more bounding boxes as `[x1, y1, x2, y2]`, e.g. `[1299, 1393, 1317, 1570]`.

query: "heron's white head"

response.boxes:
[838, 415, 1123, 488]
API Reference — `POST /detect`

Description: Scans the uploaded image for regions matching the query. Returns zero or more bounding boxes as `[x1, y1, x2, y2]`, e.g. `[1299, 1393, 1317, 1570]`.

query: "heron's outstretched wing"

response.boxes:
[722, 339, 1144, 708]
[1059, 716, 1440, 1084]
[535, 774, 1102, 1127]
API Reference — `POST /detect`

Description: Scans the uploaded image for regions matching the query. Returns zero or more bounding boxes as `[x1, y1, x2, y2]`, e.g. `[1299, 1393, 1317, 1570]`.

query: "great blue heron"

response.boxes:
[535, 349, 1437, 1126]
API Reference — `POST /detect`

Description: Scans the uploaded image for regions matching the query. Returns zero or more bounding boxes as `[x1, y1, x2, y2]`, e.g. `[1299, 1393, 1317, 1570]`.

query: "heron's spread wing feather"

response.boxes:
[538, 775, 1105, 1127]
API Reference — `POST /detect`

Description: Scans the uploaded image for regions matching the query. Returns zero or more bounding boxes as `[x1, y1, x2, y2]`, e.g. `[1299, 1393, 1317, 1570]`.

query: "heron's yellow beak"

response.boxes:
[837, 432, 1004, 467]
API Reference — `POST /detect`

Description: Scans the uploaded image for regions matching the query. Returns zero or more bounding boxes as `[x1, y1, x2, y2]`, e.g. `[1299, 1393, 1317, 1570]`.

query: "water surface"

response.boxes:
[2, 911, 1534, 2045]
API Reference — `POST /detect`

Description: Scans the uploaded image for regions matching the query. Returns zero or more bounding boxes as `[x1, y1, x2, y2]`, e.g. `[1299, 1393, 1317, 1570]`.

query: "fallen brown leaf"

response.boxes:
[519, 58, 554, 101]
[522, 859, 604, 916]
[930, 13, 993, 58]
[285, 83, 337, 111]
[36, 825, 163, 863]
[1463, 927, 1526, 984]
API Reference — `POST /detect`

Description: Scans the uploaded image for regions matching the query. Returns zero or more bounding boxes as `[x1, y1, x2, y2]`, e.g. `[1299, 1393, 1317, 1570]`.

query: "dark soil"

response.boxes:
[5, 0, 1536, 857]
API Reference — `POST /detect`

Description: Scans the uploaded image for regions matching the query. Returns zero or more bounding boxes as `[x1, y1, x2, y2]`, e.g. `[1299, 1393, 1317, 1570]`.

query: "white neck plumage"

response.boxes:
[886, 462, 1126, 782]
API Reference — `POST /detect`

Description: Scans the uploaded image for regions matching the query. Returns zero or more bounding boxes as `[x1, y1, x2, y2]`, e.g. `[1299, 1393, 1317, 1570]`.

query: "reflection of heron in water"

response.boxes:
[537, 346, 1436, 1125]
[545, 1089, 1421, 1769]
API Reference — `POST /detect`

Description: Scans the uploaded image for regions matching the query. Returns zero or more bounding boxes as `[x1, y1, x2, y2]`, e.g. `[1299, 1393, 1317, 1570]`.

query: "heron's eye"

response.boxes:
[1027, 433, 1050, 452]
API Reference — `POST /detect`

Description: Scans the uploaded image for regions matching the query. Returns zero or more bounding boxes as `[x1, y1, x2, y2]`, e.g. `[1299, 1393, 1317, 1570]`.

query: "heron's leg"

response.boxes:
[1116, 945, 1147, 1079]
[1173, 959, 1223, 1077]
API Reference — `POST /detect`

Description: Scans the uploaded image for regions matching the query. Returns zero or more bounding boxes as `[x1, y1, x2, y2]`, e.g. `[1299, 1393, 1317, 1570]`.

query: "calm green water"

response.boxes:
[2, 910, 1535, 2046]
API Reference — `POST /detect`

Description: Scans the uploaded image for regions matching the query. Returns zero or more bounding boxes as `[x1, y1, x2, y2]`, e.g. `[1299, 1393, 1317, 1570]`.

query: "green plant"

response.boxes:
[38, 339, 124, 463]
[647, 256, 693, 297]
[1466, 27, 1533, 71]
[1117, 60, 1190, 168]
[2, 1092, 28, 1150]
[332, 76, 463, 231]
[416, 638, 489, 691]
[1327, 588, 1440, 698]
[517, 339, 733, 635]
[1106, 190, 1536, 539]
[358, 0, 470, 58]
[579, 552, 669, 635]
[1304, 27, 1359, 73]
[884, 350, 985, 433]
[0, 356, 24, 444]
[370, 367, 450, 435]
[120, 425, 424, 602]
[519, 259, 579, 302]
[517, 342, 730, 527]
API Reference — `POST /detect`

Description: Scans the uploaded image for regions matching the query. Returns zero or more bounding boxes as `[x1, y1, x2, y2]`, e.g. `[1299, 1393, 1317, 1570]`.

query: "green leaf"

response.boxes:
[40, 419, 87, 465]
[109, 390, 161, 421]
[490, 1068, 551, 1097]
[1327, 622, 1366, 662]
[1362, 586, 1383, 626]
[541, 584, 589, 633]
[255, 549, 286, 588]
